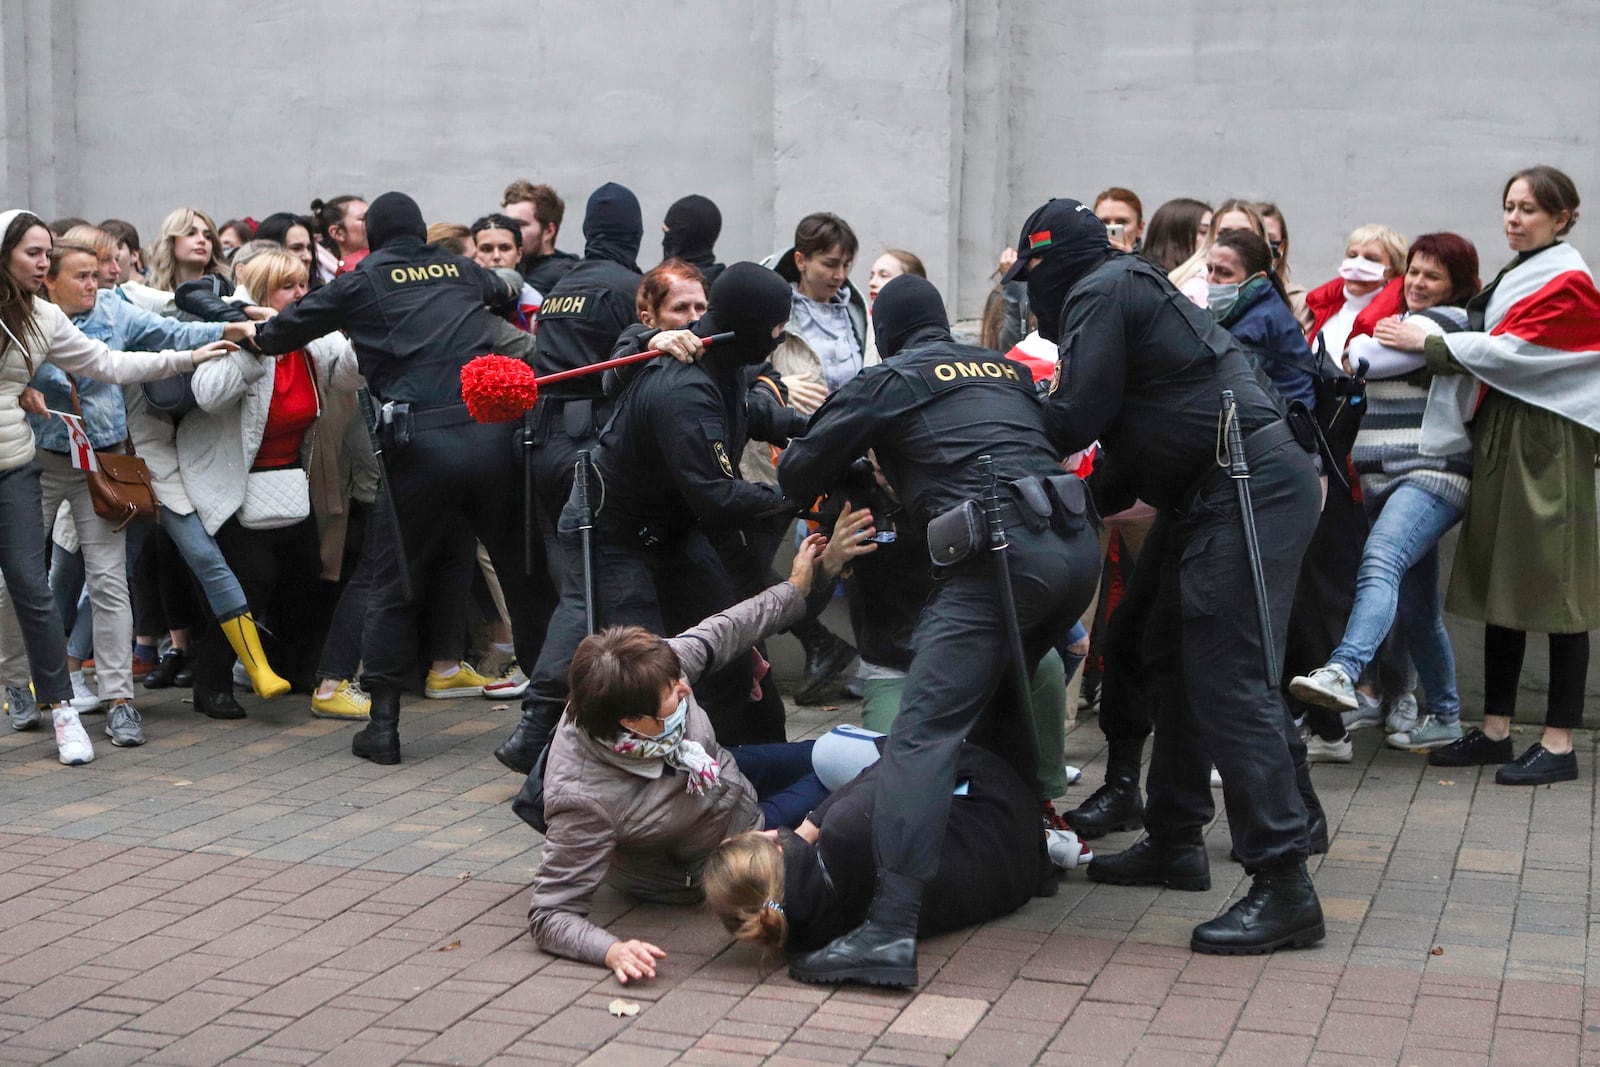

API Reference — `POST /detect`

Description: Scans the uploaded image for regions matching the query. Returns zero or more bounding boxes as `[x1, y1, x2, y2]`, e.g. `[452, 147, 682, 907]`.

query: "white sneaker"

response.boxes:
[481, 664, 530, 700]
[1063, 764, 1083, 786]
[1305, 733, 1354, 763]
[69, 670, 103, 714]
[232, 660, 252, 690]
[1288, 664, 1357, 711]
[53, 706, 95, 765]
[1046, 828, 1092, 869]
[1384, 692, 1420, 735]
[1342, 689, 1383, 731]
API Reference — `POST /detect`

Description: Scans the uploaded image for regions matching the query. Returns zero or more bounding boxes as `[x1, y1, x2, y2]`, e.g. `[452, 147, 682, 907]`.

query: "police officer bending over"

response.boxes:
[1010, 198, 1326, 955]
[776, 275, 1101, 987]
[495, 264, 799, 772]
[253, 191, 558, 765]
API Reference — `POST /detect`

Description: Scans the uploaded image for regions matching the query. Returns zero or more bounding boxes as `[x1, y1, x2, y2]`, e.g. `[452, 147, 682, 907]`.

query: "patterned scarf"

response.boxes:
[609, 714, 722, 796]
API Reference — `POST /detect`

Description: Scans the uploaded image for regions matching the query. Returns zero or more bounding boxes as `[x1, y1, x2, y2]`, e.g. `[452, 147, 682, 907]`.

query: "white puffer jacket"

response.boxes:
[176, 334, 359, 535]
[0, 297, 196, 472]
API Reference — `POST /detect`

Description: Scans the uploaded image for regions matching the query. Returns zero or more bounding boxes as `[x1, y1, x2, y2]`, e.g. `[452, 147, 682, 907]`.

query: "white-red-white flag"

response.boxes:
[50, 410, 98, 472]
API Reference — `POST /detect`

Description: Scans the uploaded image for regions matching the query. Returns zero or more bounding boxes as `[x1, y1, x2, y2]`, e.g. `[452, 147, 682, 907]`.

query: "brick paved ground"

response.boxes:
[1, 672, 1596, 1066]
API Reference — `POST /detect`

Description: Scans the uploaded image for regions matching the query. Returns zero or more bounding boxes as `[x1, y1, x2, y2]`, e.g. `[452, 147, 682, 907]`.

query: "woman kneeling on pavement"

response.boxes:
[526, 529, 871, 984]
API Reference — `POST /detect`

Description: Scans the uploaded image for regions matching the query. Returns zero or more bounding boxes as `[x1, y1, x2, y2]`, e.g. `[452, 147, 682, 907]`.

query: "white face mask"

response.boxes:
[1338, 255, 1388, 284]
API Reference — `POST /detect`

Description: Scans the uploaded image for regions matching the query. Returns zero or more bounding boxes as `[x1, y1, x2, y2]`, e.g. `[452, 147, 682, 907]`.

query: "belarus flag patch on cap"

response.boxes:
[1027, 230, 1053, 252]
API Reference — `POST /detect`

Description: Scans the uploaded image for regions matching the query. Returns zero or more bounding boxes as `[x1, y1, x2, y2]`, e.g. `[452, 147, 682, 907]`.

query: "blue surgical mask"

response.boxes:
[1207, 282, 1241, 316]
[657, 697, 688, 738]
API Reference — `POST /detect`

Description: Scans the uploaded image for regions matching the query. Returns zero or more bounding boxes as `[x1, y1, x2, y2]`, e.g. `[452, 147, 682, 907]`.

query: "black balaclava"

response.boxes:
[696, 261, 792, 364]
[662, 194, 722, 268]
[1007, 198, 1116, 343]
[364, 191, 426, 251]
[582, 182, 643, 272]
[871, 274, 951, 360]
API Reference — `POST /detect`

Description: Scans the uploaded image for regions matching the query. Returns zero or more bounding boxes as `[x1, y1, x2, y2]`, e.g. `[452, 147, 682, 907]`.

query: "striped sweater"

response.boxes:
[1349, 307, 1472, 510]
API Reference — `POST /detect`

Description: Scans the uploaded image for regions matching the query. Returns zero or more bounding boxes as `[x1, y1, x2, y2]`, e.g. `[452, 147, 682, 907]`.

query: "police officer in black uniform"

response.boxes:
[525, 182, 644, 542]
[494, 263, 802, 771]
[1010, 198, 1326, 954]
[776, 275, 1101, 987]
[252, 191, 557, 765]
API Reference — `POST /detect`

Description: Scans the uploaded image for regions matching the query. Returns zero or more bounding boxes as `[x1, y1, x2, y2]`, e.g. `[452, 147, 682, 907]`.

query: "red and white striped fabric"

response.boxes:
[54, 411, 98, 472]
[1421, 242, 1600, 456]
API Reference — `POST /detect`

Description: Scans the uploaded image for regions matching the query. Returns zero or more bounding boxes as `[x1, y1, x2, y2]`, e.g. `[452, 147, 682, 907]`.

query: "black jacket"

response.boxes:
[1043, 255, 1284, 510]
[253, 238, 513, 406]
[532, 258, 641, 399]
[777, 330, 1060, 527]
[519, 249, 580, 294]
[591, 347, 785, 540]
[602, 324, 806, 444]
[780, 742, 1051, 952]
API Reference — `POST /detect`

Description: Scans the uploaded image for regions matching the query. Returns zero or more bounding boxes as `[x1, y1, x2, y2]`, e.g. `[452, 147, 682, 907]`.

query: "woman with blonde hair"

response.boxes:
[176, 247, 359, 719]
[147, 208, 231, 294]
[705, 742, 1075, 959]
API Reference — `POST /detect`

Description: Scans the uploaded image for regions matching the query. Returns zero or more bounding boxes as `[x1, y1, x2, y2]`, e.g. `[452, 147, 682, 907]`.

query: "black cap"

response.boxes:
[1000, 198, 1105, 283]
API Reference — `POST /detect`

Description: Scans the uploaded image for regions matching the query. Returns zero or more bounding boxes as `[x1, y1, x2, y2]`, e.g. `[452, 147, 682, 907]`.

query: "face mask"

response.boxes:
[1338, 255, 1388, 284]
[1207, 282, 1241, 316]
[624, 695, 688, 744]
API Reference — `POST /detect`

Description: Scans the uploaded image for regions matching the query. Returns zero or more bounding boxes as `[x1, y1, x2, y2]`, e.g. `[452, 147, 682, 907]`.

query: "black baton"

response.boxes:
[355, 386, 413, 604]
[574, 450, 598, 636]
[980, 455, 1041, 773]
[522, 408, 537, 575]
[1221, 390, 1278, 688]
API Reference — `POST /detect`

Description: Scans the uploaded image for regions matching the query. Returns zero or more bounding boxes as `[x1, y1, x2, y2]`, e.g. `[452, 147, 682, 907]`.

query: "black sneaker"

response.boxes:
[1494, 743, 1578, 786]
[1427, 727, 1513, 767]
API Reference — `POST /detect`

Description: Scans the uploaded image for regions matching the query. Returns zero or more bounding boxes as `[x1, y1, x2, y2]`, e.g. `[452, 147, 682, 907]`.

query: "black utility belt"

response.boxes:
[926, 472, 1094, 569]
[374, 402, 473, 451]
[534, 394, 612, 441]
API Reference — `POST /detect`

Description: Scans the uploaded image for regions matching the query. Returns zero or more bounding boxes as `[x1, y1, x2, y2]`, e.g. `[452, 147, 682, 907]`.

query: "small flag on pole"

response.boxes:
[48, 410, 98, 472]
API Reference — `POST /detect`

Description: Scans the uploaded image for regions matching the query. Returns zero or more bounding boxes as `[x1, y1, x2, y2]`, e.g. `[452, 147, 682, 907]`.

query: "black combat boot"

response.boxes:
[1066, 737, 1145, 838]
[1191, 861, 1324, 955]
[789, 871, 921, 987]
[194, 685, 245, 720]
[494, 704, 561, 775]
[352, 686, 401, 765]
[794, 623, 857, 706]
[1087, 833, 1210, 891]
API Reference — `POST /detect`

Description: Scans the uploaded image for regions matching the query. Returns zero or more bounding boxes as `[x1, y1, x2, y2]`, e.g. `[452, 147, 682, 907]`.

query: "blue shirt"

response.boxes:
[31, 289, 222, 452]
[789, 284, 864, 391]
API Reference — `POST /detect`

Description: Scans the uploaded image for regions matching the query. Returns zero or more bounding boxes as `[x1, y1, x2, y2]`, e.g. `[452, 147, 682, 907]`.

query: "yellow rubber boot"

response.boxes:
[220, 613, 292, 700]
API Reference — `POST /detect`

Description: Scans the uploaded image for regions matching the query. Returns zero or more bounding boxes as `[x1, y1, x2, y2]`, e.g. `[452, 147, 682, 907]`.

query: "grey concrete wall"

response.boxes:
[4, 1, 1598, 316]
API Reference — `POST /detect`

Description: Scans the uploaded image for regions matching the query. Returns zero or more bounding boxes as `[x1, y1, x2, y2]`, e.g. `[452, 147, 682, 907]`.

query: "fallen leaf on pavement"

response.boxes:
[1438, 780, 1454, 786]
[608, 998, 640, 1017]
[438, 941, 461, 952]
[1430, 946, 1444, 956]
[491, 704, 510, 711]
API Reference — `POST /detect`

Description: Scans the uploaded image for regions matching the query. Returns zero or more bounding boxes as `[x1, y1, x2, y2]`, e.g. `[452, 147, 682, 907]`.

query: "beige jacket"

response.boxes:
[0, 298, 196, 472]
[528, 579, 806, 965]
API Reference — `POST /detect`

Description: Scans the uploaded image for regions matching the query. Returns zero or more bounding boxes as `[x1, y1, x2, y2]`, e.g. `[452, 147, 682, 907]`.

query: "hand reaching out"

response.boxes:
[822, 503, 880, 578]
[604, 939, 666, 984]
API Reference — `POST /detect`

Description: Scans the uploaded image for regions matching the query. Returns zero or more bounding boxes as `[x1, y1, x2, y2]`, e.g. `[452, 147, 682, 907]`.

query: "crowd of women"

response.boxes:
[0, 163, 1595, 981]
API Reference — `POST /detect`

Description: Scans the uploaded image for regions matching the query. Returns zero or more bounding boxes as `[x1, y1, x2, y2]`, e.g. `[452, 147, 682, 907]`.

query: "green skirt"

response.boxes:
[1447, 391, 1600, 632]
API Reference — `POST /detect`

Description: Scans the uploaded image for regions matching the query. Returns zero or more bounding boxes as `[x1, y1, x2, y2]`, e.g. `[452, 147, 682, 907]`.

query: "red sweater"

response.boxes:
[254, 351, 318, 470]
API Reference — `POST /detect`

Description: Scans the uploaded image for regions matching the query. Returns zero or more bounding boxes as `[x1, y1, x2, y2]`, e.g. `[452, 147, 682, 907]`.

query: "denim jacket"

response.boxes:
[30, 289, 223, 452]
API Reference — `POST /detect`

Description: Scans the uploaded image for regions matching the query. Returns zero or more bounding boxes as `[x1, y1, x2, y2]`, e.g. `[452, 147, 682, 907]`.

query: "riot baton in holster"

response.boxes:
[574, 450, 598, 636]
[980, 454, 1041, 774]
[522, 408, 537, 575]
[1220, 389, 1278, 688]
[355, 386, 413, 604]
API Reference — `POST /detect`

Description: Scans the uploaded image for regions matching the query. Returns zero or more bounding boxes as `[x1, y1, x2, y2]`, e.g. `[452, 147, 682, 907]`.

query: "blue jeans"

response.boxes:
[728, 740, 829, 829]
[160, 506, 250, 621]
[1328, 483, 1462, 723]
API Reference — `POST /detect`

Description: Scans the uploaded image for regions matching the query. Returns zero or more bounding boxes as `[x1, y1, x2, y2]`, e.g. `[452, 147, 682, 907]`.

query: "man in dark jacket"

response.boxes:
[495, 264, 801, 770]
[253, 191, 558, 766]
[1011, 198, 1326, 955]
[661, 194, 725, 286]
[525, 183, 644, 535]
[775, 275, 1101, 987]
